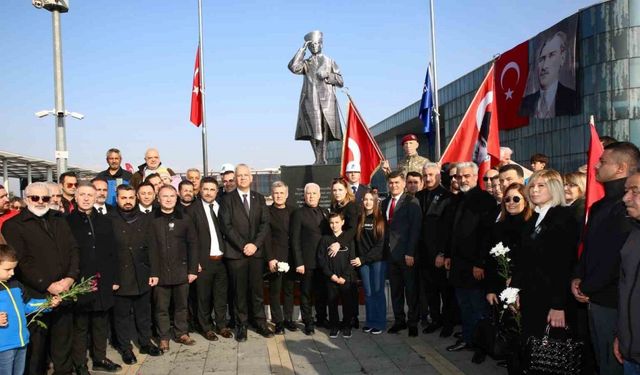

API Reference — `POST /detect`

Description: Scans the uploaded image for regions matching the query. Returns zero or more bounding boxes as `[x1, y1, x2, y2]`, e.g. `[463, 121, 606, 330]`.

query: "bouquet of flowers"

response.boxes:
[276, 262, 290, 273]
[489, 242, 512, 280]
[499, 287, 521, 332]
[27, 274, 99, 328]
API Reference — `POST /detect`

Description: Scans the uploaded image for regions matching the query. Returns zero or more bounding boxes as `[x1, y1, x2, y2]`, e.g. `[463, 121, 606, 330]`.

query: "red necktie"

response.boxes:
[389, 197, 396, 222]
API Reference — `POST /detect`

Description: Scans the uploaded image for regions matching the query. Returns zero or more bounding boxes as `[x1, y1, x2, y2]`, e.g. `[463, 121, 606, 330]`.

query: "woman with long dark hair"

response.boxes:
[352, 191, 386, 334]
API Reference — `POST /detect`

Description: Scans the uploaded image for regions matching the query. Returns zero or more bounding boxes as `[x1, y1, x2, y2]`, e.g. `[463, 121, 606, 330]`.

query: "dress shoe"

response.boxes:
[92, 358, 122, 373]
[362, 326, 373, 333]
[422, 322, 442, 334]
[446, 340, 471, 352]
[175, 334, 196, 345]
[216, 327, 234, 339]
[471, 350, 486, 364]
[303, 324, 315, 336]
[256, 325, 274, 338]
[284, 320, 298, 332]
[140, 344, 162, 356]
[408, 326, 418, 337]
[370, 328, 382, 335]
[159, 339, 170, 353]
[274, 323, 285, 335]
[75, 365, 90, 375]
[453, 331, 463, 339]
[120, 349, 137, 365]
[439, 325, 454, 338]
[236, 325, 248, 342]
[387, 322, 408, 334]
[329, 328, 339, 338]
[351, 318, 359, 329]
[203, 330, 219, 341]
[342, 328, 352, 338]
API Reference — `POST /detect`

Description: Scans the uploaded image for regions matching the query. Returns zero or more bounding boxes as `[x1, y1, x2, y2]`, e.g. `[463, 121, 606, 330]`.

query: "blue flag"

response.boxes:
[419, 64, 434, 136]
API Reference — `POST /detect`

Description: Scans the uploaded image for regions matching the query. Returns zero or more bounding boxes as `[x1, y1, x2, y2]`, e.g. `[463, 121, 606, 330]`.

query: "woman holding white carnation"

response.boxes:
[485, 183, 534, 306]
[511, 170, 578, 339]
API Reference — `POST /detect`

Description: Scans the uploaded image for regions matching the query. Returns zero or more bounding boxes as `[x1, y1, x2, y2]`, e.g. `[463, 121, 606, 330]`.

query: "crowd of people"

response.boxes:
[1, 138, 640, 375]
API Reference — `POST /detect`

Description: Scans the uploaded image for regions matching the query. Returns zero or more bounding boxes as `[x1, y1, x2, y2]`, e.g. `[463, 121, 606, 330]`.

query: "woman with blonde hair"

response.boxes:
[563, 172, 586, 226]
[511, 169, 578, 340]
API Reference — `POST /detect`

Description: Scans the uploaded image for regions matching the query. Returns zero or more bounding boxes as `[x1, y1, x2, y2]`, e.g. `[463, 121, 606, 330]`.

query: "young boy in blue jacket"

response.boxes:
[0, 244, 60, 375]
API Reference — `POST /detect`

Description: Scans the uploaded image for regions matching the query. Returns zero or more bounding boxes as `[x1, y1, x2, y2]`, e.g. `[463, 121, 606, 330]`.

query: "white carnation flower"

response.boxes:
[489, 242, 511, 257]
[277, 262, 290, 273]
[499, 287, 520, 306]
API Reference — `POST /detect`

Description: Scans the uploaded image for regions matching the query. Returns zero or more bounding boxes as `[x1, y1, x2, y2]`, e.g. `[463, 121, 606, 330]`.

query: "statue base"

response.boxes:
[280, 164, 340, 209]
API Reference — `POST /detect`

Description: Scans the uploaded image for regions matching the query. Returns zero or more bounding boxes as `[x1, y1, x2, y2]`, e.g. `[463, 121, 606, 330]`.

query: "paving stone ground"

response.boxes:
[88, 306, 506, 375]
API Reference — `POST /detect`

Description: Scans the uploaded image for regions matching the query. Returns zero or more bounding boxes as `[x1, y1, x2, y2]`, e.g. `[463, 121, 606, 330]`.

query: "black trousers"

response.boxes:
[267, 270, 295, 324]
[389, 261, 418, 327]
[419, 265, 456, 327]
[72, 310, 109, 366]
[26, 304, 74, 375]
[327, 281, 357, 328]
[196, 258, 228, 332]
[226, 257, 266, 326]
[113, 292, 153, 350]
[154, 283, 189, 339]
[299, 268, 328, 325]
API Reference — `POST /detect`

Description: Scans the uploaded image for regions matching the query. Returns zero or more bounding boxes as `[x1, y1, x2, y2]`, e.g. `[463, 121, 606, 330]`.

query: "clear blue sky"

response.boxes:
[0, 0, 597, 173]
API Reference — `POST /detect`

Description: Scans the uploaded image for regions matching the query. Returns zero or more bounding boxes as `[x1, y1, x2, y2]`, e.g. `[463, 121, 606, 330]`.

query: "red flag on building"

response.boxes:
[190, 47, 202, 127]
[494, 41, 529, 130]
[579, 116, 605, 256]
[341, 100, 383, 185]
[440, 65, 500, 189]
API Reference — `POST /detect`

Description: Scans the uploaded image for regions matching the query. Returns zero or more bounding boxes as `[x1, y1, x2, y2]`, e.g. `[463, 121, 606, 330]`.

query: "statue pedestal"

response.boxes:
[280, 164, 340, 209]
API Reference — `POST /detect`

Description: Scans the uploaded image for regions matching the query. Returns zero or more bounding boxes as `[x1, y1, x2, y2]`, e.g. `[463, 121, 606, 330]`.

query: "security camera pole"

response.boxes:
[34, 0, 70, 176]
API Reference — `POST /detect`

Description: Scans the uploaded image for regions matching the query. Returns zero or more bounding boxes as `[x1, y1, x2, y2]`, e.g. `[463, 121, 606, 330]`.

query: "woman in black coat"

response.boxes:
[512, 170, 578, 339]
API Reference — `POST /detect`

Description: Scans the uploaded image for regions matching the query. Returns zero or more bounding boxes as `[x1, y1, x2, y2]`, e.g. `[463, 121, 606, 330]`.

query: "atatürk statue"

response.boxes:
[288, 31, 343, 165]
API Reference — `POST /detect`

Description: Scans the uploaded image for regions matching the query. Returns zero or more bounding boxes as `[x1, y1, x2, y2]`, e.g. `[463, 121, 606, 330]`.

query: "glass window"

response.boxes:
[611, 0, 630, 30]
[612, 89, 629, 119]
[612, 59, 629, 90]
[611, 28, 629, 59]
[583, 65, 596, 95]
[596, 62, 612, 93]
[581, 6, 595, 38]
[631, 59, 640, 88]
[595, 3, 608, 34]
[612, 119, 630, 141]
[597, 91, 612, 119]
[596, 32, 612, 64]
[631, 120, 640, 145]
[630, 88, 640, 119]
[631, 0, 640, 26]
[630, 27, 640, 57]
[581, 36, 595, 67]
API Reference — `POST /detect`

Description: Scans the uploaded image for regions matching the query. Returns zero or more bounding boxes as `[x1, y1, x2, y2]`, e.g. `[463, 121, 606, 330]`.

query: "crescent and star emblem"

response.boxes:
[499, 62, 520, 100]
[347, 137, 361, 167]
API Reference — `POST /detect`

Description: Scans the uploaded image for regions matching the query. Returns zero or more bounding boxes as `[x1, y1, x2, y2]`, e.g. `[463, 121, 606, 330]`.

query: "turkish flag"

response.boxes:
[190, 47, 202, 127]
[440, 65, 500, 189]
[494, 41, 529, 130]
[579, 116, 605, 257]
[341, 101, 383, 185]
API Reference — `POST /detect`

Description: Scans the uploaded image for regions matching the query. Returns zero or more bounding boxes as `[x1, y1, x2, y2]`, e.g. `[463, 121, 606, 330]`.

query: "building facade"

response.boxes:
[329, 0, 640, 184]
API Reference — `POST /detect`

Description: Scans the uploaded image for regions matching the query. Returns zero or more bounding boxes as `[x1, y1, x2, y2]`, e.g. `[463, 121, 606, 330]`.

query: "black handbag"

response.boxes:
[473, 305, 515, 358]
[524, 325, 584, 375]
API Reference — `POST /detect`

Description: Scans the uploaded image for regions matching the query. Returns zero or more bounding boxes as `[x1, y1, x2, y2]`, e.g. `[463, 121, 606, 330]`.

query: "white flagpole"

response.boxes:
[197, 0, 209, 175]
[429, 0, 442, 161]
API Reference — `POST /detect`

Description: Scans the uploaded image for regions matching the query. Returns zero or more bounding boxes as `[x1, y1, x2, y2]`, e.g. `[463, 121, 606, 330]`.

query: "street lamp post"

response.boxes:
[33, 0, 72, 177]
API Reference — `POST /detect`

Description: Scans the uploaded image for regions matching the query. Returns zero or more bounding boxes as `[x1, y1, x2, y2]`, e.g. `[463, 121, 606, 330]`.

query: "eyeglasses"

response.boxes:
[28, 195, 51, 203]
[504, 196, 522, 204]
[65, 183, 77, 188]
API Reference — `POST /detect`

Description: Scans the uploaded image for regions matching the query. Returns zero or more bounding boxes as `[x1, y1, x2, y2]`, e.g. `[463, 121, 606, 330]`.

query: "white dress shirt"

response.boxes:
[94, 204, 108, 215]
[139, 204, 152, 213]
[202, 199, 222, 256]
[386, 193, 403, 220]
[237, 189, 251, 211]
[534, 203, 553, 227]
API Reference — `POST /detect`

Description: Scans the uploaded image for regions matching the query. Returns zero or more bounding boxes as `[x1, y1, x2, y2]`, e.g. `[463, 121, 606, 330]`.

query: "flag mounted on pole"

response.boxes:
[190, 46, 202, 127]
[579, 115, 605, 257]
[419, 64, 434, 136]
[341, 100, 383, 185]
[440, 65, 500, 189]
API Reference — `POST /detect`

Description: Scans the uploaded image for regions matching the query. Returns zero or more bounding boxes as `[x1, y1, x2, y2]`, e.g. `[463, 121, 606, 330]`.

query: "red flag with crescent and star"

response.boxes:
[579, 116, 605, 257]
[440, 65, 500, 189]
[494, 41, 529, 130]
[340, 100, 383, 185]
[190, 46, 202, 127]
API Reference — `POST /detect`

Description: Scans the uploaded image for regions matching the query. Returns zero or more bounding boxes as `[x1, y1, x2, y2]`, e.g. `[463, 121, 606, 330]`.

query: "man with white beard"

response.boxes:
[46, 181, 65, 212]
[1, 182, 79, 375]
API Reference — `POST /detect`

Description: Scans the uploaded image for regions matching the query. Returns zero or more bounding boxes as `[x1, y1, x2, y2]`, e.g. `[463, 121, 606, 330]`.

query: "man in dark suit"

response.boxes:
[91, 177, 115, 215]
[345, 161, 368, 203]
[444, 162, 494, 357]
[519, 31, 577, 119]
[187, 177, 233, 341]
[219, 164, 273, 341]
[382, 171, 422, 337]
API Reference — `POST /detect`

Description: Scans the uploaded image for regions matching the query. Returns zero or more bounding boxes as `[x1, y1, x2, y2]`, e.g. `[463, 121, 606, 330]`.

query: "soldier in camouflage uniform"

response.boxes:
[382, 134, 430, 176]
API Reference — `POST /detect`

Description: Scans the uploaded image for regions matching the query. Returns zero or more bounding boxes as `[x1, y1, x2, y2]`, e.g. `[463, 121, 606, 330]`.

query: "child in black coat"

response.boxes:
[317, 212, 358, 338]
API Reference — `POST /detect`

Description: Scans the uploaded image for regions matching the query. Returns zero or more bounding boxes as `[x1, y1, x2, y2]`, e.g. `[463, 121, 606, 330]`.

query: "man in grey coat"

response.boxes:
[288, 30, 343, 165]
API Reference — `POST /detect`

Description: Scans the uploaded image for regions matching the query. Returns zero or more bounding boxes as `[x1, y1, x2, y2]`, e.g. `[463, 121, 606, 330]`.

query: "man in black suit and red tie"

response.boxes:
[219, 164, 274, 341]
[381, 170, 422, 337]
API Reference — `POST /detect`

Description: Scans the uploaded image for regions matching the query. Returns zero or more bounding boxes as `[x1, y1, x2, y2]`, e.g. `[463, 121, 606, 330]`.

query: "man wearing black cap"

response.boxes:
[382, 134, 430, 176]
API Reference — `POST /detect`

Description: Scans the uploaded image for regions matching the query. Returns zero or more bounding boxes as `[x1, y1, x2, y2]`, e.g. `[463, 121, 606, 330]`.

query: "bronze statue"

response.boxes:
[288, 31, 343, 165]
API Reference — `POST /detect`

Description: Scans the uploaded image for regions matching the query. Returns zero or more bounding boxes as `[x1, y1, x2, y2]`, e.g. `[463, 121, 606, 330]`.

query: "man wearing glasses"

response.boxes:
[2, 182, 80, 375]
[59, 171, 78, 214]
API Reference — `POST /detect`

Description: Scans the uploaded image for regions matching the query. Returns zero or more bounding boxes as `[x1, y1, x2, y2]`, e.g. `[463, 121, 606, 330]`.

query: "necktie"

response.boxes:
[145, 209, 150, 214]
[98, 207, 104, 215]
[209, 203, 216, 220]
[537, 94, 550, 118]
[242, 194, 250, 215]
[389, 198, 396, 222]
[352, 186, 357, 195]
